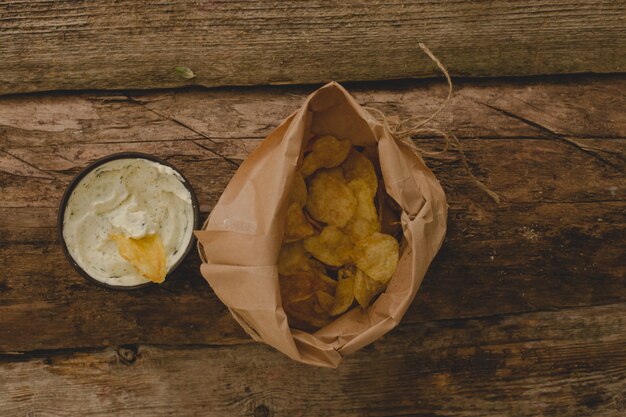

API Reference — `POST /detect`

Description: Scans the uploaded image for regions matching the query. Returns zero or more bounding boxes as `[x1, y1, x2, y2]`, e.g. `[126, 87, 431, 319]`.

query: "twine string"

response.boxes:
[365, 43, 501, 204]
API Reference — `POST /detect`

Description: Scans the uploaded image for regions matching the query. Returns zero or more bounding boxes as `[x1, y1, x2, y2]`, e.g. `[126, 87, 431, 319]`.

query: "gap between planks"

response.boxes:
[1, 301, 624, 358]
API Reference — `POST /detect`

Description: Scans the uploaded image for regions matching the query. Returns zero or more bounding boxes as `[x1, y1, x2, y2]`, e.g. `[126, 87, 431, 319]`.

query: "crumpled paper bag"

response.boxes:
[196, 82, 447, 368]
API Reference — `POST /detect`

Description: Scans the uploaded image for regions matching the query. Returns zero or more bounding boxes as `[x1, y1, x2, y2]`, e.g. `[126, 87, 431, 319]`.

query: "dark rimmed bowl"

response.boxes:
[58, 152, 201, 290]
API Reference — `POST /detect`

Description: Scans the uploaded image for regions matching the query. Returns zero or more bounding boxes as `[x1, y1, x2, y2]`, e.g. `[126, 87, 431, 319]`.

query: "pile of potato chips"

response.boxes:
[278, 135, 402, 330]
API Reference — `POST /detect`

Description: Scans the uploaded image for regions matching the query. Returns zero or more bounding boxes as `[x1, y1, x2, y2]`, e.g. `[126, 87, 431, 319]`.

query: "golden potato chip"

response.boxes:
[324, 166, 346, 182]
[352, 232, 399, 283]
[342, 149, 377, 197]
[304, 226, 353, 267]
[303, 209, 323, 230]
[306, 168, 357, 227]
[279, 271, 336, 329]
[330, 267, 355, 316]
[277, 241, 310, 276]
[289, 172, 307, 208]
[279, 275, 314, 303]
[284, 202, 315, 242]
[308, 258, 328, 276]
[283, 295, 332, 329]
[315, 270, 339, 291]
[300, 135, 351, 177]
[110, 233, 167, 283]
[353, 268, 385, 308]
[279, 270, 334, 301]
[314, 290, 335, 314]
[345, 178, 380, 241]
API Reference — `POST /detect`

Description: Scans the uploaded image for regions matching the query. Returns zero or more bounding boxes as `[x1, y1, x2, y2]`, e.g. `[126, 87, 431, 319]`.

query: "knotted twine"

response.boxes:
[364, 43, 501, 204]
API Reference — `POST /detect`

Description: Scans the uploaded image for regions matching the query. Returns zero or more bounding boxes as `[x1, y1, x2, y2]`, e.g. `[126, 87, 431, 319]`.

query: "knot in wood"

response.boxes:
[253, 405, 270, 417]
[116, 345, 138, 365]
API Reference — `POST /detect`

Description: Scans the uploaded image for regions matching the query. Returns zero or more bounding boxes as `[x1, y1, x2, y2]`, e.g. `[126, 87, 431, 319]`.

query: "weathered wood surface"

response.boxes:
[2, 303, 625, 416]
[0, 75, 625, 416]
[1, 1, 626, 95]
[1, 75, 624, 355]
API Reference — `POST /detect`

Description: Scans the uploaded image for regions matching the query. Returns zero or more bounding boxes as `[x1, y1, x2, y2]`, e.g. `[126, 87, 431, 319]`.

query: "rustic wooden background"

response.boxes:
[2, 76, 625, 416]
[1, 1, 625, 416]
[1, 0, 626, 94]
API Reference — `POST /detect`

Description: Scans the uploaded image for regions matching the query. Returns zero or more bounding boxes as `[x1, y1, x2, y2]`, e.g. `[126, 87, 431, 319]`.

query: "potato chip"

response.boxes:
[342, 149, 377, 197]
[279, 270, 335, 300]
[308, 258, 328, 276]
[315, 270, 339, 291]
[300, 135, 351, 177]
[284, 202, 315, 242]
[279, 273, 315, 303]
[304, 226, 353, 267]
[305, 168, 357, 227]
[110, 233, 167, 283]
[289, 172, 307, 208]
[279, 274, 304, 300]
[283, 295, 332, 329]
[279, 271, 335, 328]
[277, 241, 310, 276]
[330, 267, 355, 316]
[303, 209, 324, 230]
[314, 290, 335, 314]
[345, 178, 380, 241]
[353, 268, 385, 308]
[352, 232, 399, 283]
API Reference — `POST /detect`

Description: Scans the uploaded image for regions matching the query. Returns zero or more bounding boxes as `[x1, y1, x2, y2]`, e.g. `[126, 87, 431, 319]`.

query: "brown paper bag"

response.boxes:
[196, 82, 447, 368]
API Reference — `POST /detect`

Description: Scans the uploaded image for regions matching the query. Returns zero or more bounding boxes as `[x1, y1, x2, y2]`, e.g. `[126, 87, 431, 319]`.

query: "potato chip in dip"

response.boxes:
[62, 158, 194, 287]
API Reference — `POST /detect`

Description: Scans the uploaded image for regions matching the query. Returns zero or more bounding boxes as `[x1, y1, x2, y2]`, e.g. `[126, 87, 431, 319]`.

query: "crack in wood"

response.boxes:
[476, 101, 625, 172]
[123, 94, 242, 168]
[0, 150, 56, 180]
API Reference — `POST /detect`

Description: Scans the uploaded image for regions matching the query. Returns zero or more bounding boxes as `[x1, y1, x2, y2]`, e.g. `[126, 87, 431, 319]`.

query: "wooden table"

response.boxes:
[1, 2, 626, 416]
[2, 75, 625, 416]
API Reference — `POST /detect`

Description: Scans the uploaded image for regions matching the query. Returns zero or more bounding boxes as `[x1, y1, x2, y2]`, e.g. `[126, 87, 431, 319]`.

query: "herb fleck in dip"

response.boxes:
[62, 158, 194, 286]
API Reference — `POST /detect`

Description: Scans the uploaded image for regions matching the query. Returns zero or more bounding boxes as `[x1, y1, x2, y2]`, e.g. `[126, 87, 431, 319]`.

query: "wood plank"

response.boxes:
[1, 1, 625, 94]
[2, 75, 625, 207]
[2, 303, 625, 416]
[0, 76, 624, 352]
[2, 137, 625, 208]
[1, 76, 624, 150]
[1, 199, 624, 352]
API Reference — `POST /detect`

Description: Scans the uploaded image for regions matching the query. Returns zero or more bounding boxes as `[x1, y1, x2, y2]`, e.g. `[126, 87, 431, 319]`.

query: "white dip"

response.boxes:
[63, 158, 194, 286]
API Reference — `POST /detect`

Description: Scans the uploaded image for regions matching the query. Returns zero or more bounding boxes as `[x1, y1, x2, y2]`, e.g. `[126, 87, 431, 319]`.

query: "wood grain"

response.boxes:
[2, 303, 625, 416]
[1, 1, 626, 94]
[0, 75, 624, 353]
